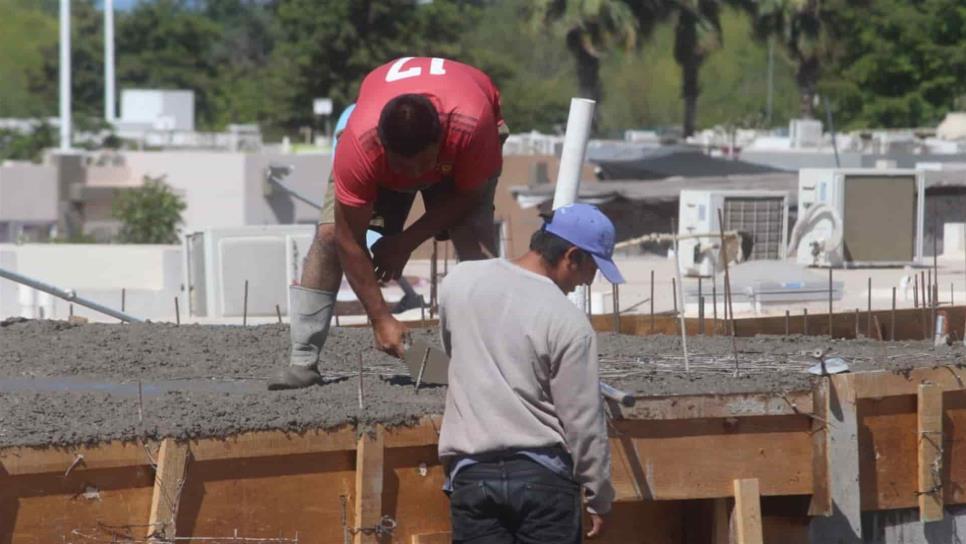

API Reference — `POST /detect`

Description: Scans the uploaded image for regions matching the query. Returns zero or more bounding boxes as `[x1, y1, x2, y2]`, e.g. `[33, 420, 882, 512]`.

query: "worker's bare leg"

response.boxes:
[268, 223, 342, 390]
[449, 175, 499, 261]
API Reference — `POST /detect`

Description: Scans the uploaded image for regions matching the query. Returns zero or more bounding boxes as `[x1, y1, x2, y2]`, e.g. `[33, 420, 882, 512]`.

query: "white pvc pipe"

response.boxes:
[552, 98, 595, 209]
[59, 0, 72, 150]
[104, 0, 115, 123]
[552, 98, 596, 311]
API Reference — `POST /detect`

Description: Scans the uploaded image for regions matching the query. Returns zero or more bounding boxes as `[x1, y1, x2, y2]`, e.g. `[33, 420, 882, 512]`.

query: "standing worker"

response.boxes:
[438, 203, 621, 542]
[269, 57, 506, 389]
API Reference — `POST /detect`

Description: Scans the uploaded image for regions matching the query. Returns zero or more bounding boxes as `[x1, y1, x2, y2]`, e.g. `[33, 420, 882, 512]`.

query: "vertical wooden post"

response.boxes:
[918, 384, 944, 522]
[148, 439, 189, 542]
[808, 377, 831, 516]
[354, 427, 385, 544]
[810, 374, 862, 542]
[732, 478, 763, 544]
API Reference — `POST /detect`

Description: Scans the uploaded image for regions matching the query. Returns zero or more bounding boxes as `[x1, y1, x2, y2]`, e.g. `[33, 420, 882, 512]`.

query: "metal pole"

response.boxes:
[59, 0, 72, 151]
[699, 296, 706, 335]
[828, 268, 833, 337]
[0, 266, 142, 323]
[785, 309, 790, 337]
[104, 0, 115, 123]
[611, 283, 620, 333]
[717, 209, 740, 375]
[649, 269, 655, 333]
[803, 308, 809, 336]
[672, 277, 677, 315]
[867, 277, 872, 339]
[430, 240, 438, 319]
[174, 297, 180, 326]
[242, 280, 249, 326]
[712, 268, 717, 336]
[891, 286, 897, 340]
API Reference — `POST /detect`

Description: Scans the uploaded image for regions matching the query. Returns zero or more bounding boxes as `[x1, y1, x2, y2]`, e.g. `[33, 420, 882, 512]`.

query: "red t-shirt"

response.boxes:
[333, 57, 504, 207]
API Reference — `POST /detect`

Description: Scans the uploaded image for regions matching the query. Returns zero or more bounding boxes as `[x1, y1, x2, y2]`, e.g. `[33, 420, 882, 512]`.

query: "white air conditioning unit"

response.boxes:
[678, 190, 790, 277]
[793, 168, 925, 267]
[183, 225, 315, 318]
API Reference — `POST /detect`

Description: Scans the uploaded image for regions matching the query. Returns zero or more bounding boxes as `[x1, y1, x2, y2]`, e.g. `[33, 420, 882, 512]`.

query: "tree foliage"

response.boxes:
[112, 176, 187, 244]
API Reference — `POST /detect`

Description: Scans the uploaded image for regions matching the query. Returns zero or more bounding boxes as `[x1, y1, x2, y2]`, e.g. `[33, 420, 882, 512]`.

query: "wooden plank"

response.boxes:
[0, 440, 159, 476]
[732, 479, 763, 544]
[809, 373, 862, 543]
[189, 426, 357, 461]
[382, 445, 450, 541]
[354, 428, 385, 544]
[623, 391, 813, 421]
[918, 383, 944, 522]
[615, 415, 813, 500]
[383, 418, 441, 448]
[147, 438, 189, 541]
[711, 498, 731, 544]
[808, 377, 831, 516]
[850, 366, 966, 400]
[412, 532, 451, 544]
[609, 434, 649, 502]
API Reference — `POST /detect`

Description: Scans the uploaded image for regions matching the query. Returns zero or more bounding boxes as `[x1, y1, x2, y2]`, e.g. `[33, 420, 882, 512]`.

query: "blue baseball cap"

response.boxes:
[544, 203, 625, 284]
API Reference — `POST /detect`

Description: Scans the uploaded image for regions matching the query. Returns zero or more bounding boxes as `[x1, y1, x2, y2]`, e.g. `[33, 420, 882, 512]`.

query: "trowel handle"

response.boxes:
[599, 381, 636, 407]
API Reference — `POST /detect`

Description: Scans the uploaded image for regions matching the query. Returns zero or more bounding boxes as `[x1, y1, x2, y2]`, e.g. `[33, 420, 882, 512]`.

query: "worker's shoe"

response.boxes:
[267, 285, 336, 390]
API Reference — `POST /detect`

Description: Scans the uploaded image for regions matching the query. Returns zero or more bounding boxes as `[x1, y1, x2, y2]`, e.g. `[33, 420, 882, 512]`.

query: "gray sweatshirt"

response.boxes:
[437, 258, 614, 515]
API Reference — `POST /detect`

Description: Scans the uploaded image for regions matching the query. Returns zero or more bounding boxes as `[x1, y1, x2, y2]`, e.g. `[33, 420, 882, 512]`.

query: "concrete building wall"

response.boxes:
[243, 152, 331, 225]
[0, 164, 58, 222]
[0, 244, 182, 322]
[122, 151, 249, 229]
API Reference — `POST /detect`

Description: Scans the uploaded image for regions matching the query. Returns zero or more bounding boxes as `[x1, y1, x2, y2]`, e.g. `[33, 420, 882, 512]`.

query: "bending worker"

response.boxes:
[438, 203, 620, 542]
[270, 57, 505, 389]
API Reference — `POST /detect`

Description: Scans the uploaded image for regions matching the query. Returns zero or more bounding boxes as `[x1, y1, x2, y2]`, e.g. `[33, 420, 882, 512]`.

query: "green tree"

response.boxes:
[266, 0, 480, 133]
[748, 0, 828, 118]
[0, 124, 56, 163]
[113, 176, 186, 244]
[821, 0, 966, 128]
[671, 0, 726, 136]
[0, 0, 57, 117]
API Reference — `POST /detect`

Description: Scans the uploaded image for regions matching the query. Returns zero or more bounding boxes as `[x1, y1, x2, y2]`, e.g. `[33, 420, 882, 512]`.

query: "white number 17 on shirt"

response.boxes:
[385, 57, 447, 82]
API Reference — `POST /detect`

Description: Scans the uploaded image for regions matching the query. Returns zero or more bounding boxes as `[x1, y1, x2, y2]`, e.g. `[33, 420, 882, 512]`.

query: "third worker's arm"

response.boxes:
[372, 185, 486, 282]
[334, 200, 408, 357]
[549, 332, 615, 516]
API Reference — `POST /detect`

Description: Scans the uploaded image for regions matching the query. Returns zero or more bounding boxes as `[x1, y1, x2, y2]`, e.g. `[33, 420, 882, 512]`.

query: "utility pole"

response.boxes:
[766, 38, 774, 127]
[59, 0, 72, 150]
[104, 0, 116, 123]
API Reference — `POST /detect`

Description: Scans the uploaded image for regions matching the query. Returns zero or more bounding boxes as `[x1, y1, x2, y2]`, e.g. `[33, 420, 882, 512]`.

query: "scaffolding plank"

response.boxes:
[918, 383, 944, 522]
[147, 438, 189, 541]
[733, 478, 763, 544]
[354, 428, 385, 544]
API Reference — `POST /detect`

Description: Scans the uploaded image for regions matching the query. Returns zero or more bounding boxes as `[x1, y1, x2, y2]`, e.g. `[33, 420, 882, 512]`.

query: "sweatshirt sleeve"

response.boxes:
[549, 332, 615, 515]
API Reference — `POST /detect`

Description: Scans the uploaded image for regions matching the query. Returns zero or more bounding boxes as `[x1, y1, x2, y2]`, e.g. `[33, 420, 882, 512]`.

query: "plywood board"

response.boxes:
[174, 451, 355, 542]
[383, 446, 451, 542]
[0, 466, 154, 544]
[614, 415, 813, 500]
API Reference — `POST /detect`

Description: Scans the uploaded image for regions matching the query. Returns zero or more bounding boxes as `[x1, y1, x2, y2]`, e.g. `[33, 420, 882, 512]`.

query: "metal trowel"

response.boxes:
[806, 348, 849, 376]
[402, 338, 450, 386]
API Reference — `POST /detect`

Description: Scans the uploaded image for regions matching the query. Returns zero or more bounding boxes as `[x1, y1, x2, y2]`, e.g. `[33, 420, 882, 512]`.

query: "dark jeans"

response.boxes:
[449, 457, 582, 544]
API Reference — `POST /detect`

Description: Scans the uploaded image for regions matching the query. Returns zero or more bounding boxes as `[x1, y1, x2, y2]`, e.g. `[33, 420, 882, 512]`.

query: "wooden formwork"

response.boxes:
[591, 305, 966, 341]
[4, 364, 966, 543]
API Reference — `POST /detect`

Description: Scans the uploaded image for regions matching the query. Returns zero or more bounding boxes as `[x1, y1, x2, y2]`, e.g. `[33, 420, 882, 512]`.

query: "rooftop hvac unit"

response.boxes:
[792, 168, 925, 267]
[677, 190, 790, 277]
[182, 225, 315, 318]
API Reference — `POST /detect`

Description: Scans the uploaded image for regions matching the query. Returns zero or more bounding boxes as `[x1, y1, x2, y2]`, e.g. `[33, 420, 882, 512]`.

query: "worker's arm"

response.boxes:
[334, 200, 408, 357]
[371, 185, 485, 282]
[548, 331, 615, 518]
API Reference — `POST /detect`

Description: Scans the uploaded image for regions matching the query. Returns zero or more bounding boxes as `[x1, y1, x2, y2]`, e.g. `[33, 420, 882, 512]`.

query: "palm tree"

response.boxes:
[670, 0, 724, 137]
[748, 0, 825, 118]
[529, 0, 665, 103]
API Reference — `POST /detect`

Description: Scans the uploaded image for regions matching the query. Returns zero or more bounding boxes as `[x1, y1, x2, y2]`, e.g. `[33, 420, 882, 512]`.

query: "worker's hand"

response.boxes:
[372, 315, 409, 359]
[586, 513, 605, 538]
[371, 234, 414, 283]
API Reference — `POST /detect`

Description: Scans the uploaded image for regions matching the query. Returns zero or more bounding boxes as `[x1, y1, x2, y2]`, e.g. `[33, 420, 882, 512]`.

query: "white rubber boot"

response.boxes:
[267, 285, 336, 390]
